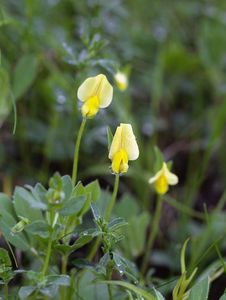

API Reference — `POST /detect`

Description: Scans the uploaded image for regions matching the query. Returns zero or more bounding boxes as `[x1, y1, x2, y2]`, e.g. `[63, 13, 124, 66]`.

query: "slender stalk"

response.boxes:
[67, 270, 76, 300]
[107, 266, 113, 300]
[42, 231, 53, 276]
[105, 174, 120, 221]
[141, 195, 163, 275]
[32, 222, 54, 299]
[87, 174, 120, 261]
[107, 284, 113, 300]
[72, 118, 87, 186]
[5, 283, 8, 300]
[42, 209, 55, 277]
[60, 118, 86, 297]
[62, 254, 68, 274]
[60, 254, 68, 299]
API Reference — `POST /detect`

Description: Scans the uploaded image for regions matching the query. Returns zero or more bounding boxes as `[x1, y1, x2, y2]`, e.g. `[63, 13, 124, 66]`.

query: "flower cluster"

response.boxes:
[77, 73, 178, 195]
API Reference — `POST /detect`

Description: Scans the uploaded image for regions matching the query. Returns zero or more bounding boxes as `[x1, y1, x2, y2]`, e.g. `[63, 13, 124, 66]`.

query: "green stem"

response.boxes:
[67, 270, 76, 300]
[41, 209, 55, 277]
[107, 283, 113, 300]
[87, 174, 120, 261]
[32, 229, 53, 299]
[141, 195, 163, 275]
[107, 266, 113, 300]
[62, 254, 68, 274]
[72, 118, 87, 186]
[60, 118, 86, 297]
[60, 254, 68, 299]
[42, 231, 53, 276]
[59, 118, 86, 298]
[105, 174, 120, 222]
[5, 283, 8, 300]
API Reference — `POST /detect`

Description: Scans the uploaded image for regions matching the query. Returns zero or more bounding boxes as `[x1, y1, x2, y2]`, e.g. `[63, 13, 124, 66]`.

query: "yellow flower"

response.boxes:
[149, 162, 178, 195]
[114, 71, 128, 91]
[77, 74, 113, 118]
[109, 123, 139, 174]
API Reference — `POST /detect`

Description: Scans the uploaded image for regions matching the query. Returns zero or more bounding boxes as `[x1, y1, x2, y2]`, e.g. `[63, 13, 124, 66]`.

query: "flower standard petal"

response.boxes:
[77, 74, 113, 118]
[108, 123, 139, 175]
[166, 170, 179, 185]
[148, 169, 163, 184]
[97, 75, 113, 108]
[77, 74, 113, 106]
[120, 123, 139, 160]
[163, 162, 179, 185]
[77, 75, 100, 102]
[108, 126, 122, 159]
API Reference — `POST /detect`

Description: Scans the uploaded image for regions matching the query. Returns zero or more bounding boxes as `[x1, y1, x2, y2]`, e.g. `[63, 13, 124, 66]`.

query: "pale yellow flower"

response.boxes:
[77, 74, 113, 118]
[109, 123, 139, 174]
[114, 71, 128, 91]
[149, 162, 178, 195]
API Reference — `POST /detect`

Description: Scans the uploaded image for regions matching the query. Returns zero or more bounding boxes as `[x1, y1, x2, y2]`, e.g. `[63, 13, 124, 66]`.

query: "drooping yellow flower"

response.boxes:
[114, 71, 128, 91]
[77, 74, 113, 118]
[149, 162, 178, 195]
[109, 123, 139, 174]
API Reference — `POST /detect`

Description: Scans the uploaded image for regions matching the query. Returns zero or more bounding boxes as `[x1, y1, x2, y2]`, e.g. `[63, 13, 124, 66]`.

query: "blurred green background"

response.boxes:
[1, 0, 226, 298]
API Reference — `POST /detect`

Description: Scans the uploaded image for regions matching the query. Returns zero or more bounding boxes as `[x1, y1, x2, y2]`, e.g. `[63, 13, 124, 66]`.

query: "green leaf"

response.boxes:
[181, 238, 190, 274]
[13, 187, 45, 219]
[62, 175, 73, 200]
[18, 286, 36, 299]
[85, 180, 101, 202]
[71, 182, 92, 217]
[188, 277, 210, 300]
[78, 270, 108, 300]
[0, 193, 30, 251]
[100, 280, 156, 300]
[49, 172, 63, 190]
[71, 234, 93, 250]
[60, 196, 86, 216]
[0, 248, 13, 283]
[72, 181, 86, 197]
[114, 195, 139, 218]
[91, 203, 101, 220]
[0, 248, 11, 268]
[55, 233, 93, 254]
[108, 217, 128, 231]
[154, 288, 165, 300]
[46, 274, 70, 286]
[31, 183, 47, 204]
[26, 220, 49, 238]
[13, 54, 38, 99]
[117, 209, 150, 258]
[0, 67, 11, 125]
[112, 252, 138, 281]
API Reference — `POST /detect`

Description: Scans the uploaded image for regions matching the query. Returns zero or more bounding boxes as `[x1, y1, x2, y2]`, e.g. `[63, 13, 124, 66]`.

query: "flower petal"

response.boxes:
[77, 75, 101, 102]
[114, 72, 128, 91]
[97, 75, 113, 108]
[148, 169, 163, 184]
[166, 170, 179, 185]
[108, 126, 122, 159]
[163, 163, 179, 185]
[120, 123, 139, 160]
